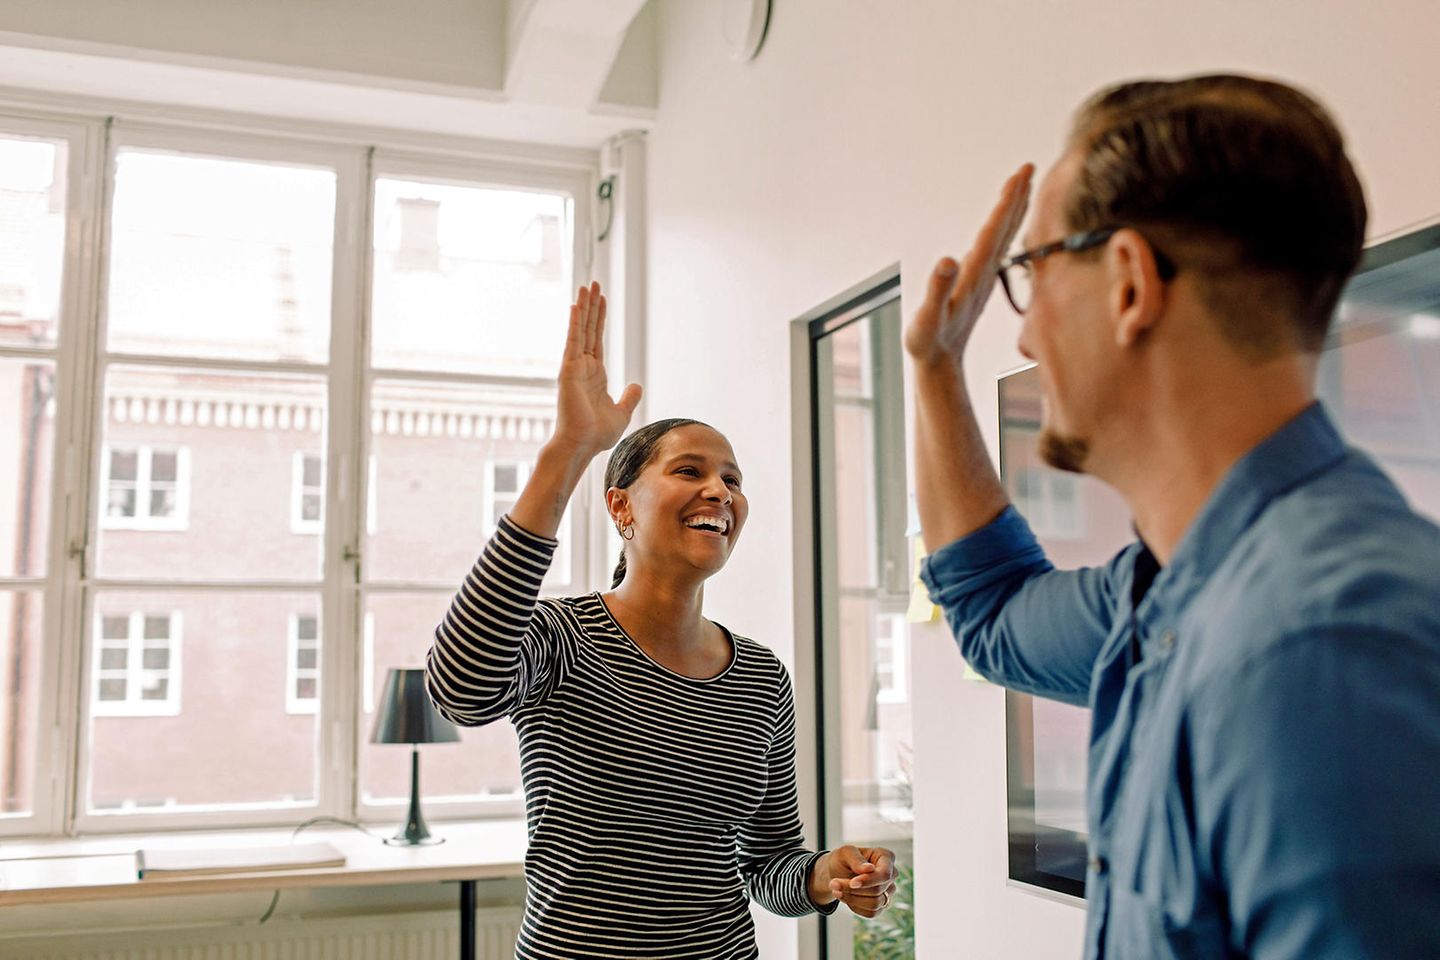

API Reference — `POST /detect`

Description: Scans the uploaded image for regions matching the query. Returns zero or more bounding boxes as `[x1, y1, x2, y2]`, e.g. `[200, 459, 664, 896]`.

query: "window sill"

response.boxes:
[0, 819, 527, 907]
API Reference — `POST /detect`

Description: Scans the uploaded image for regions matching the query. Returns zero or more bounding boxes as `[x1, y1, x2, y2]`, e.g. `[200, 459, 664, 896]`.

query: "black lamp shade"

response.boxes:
[371, 668, 460, 745]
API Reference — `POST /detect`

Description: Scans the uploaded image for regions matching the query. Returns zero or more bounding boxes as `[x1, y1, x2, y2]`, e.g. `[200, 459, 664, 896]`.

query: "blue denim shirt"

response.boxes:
[921, 404, 1440, 959]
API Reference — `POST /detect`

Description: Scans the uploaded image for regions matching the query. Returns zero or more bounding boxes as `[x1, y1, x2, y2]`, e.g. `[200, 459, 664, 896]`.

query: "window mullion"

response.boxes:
[316, 145, 372, 824]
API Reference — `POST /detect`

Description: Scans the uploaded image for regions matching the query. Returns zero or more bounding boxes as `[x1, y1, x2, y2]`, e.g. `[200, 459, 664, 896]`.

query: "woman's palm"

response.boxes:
[553, 282, 642, 455]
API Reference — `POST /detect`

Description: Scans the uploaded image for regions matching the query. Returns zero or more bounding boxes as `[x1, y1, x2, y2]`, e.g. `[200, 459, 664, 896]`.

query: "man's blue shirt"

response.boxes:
[920, 404, 1440, 958]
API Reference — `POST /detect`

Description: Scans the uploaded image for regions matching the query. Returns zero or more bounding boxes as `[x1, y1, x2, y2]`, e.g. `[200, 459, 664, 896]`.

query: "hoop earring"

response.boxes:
[615, 520, 635, 541]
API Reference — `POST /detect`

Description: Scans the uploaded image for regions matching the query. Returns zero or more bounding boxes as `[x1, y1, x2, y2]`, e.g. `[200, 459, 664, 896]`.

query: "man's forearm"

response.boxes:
[912, 361, 1010, 552]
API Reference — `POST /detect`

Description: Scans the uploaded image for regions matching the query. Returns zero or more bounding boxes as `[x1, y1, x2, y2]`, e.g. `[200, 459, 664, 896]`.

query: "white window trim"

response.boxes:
[98, 445, 191, 531]
[92, 611, 182, 718]
[362, 612, 375, 715]
[1, 100, 599, 838]
[286, 612, 321, 715]
[291, 451, 325, 535]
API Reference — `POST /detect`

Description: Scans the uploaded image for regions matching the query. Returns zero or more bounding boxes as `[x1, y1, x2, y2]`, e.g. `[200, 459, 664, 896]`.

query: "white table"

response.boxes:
[0, 821, 527, 959]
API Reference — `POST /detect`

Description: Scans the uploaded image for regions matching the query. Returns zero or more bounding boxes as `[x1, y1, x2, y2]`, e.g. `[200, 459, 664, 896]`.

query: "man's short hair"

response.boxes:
[1065, 75, 1367, 354]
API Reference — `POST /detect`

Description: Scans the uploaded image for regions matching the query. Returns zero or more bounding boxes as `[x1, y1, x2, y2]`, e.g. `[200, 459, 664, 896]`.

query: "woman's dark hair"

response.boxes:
[603, 417, 708, 589]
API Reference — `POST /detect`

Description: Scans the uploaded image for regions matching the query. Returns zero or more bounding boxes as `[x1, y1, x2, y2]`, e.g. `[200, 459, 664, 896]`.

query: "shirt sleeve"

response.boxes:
[1192, 624, 1440, 959]
[737, 660, 838, 918]
[425, 514, 578, 726]
[919, 505, 1124, 706]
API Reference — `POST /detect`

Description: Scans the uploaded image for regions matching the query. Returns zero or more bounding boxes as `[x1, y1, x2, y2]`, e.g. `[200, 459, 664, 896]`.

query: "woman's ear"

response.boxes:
[1106, 229, 1167, 348]
[605, 487, 629, 525]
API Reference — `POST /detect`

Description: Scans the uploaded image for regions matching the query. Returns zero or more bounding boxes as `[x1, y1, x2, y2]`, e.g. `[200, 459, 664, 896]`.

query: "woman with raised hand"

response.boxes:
[426, 281, 896, 959]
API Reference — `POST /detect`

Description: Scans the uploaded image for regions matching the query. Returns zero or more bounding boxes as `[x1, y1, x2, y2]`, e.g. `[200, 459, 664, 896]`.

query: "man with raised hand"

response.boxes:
[908, 75, 1440, 958]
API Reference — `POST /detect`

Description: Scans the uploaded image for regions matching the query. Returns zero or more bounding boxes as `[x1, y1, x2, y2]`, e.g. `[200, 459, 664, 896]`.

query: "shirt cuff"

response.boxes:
[498, 512, 560, 549]
[919, 505, 1047, 606]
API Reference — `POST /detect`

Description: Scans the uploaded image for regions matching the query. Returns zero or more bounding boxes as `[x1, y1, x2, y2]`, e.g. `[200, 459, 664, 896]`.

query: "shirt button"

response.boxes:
[1088, 854, 1108, 875]
[1159, 630, 1176, 652]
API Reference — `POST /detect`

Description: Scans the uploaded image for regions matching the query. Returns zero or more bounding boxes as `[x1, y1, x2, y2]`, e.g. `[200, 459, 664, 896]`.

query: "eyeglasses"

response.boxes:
[996, 227, 1177, 314]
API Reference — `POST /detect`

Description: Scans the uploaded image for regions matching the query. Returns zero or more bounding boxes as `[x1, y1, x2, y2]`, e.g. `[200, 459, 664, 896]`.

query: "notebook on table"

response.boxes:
[136, 841, 345, 879]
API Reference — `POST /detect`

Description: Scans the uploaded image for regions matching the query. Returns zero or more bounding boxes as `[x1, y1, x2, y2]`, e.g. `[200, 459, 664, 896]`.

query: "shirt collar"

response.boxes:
[1163, 401, 1347, 583]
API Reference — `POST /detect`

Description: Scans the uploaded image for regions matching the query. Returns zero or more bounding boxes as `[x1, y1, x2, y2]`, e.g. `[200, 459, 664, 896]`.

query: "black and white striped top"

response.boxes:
[426, 516, 832, 959]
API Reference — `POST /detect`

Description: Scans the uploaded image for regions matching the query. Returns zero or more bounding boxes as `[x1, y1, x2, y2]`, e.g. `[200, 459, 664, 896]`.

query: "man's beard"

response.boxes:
[1039, 428, 1090, 474]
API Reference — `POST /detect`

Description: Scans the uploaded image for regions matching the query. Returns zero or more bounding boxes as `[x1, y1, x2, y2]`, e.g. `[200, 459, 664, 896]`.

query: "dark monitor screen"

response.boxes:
[999, 222, 1440, 898]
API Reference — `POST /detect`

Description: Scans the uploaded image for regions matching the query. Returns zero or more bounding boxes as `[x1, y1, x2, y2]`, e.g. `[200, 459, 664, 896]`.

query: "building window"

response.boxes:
[292, 452, 324, 534]
[287, 613, 320, 714]
[101, 446, 189, 530]
[875, 612, 909, 704]
[93, 612, 181, 717]
[484, 461, 527, 534]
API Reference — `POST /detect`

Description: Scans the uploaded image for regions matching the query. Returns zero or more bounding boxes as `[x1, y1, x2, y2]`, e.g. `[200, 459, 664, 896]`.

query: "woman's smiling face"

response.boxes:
[613, 424, 748, 577]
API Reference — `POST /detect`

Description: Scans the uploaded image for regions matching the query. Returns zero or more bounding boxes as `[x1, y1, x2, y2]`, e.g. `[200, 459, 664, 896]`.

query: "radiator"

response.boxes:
[0, 906, 522, 960]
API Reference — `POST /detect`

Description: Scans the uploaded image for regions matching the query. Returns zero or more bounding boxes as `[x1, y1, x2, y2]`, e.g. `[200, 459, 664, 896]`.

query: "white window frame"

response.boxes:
[0, 95, 603, 838]
[291, 451, 325, 534]
[286, 612, 321, 714]
[98, 444, 191, 531]
[91, 611, 182, 717]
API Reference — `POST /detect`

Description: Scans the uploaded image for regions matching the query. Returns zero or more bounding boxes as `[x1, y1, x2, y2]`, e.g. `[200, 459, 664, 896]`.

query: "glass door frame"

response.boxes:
[790, 266, 903, 959]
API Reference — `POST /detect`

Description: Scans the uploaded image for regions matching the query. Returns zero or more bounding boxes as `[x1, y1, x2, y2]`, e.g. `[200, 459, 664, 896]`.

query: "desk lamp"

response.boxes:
[371, 667, 460, 846]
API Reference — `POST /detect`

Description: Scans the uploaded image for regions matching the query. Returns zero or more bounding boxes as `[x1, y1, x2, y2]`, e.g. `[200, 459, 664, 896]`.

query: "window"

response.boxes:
[0, 106, 598, 839]
[799, 274, 915, 958]
[287, 614, 321, 714]
[92, 612, 181, 717]
[292, 452, 324, 533]
[100, 446, 190, 530]
[484, 461, 527, 533]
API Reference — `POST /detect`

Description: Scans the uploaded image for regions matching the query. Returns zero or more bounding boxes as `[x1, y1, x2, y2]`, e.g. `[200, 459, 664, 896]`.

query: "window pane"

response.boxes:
[0, 358, 56, 576]
[296, 647, 318, 670]
[302, 454, 322, 487]
[493, 464, 519, 493]
[0, 136, 67, 350]
[0, 590, 44, 817]
[105, 150, 335, 363]
[97, 366, 326, 580]
[98, 678, 127, 701]
[109, 449, 138, 481]
[371, 178, 571, 376]
[360, 592, 521, 805]
[101, 615, 129, 639]
[295, 677, 317, 700]
[365, 378, 554, 584]
[88, 590, 320, 814]
[141, 646, 170, 670]
[296, 615, 318, 641]
[150, 451, 178, 482]
[100, 647, 128, 670]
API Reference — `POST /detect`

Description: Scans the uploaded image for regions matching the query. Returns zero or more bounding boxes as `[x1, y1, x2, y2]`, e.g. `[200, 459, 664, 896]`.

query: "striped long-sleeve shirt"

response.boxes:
[426, 515, 833, 959]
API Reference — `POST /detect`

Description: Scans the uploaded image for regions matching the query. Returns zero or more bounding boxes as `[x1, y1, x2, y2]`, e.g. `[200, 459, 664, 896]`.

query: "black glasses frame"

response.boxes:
[996, 227, 1177, 314]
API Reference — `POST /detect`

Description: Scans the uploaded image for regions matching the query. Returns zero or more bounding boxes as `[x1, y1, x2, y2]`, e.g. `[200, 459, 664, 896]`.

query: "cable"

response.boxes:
[254, 817, 379, 924]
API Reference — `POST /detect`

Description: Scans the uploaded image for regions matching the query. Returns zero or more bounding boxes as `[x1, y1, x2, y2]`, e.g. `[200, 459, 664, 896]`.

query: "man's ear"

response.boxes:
[1106, 229, 1167, 348]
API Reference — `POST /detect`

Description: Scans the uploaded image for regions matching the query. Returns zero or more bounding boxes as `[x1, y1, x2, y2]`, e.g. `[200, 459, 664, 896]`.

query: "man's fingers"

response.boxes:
[947, 164, 1034, 316]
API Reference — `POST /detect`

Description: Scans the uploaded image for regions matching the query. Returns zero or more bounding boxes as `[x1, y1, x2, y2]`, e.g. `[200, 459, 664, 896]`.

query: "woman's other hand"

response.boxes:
[808, 845, 898, 918]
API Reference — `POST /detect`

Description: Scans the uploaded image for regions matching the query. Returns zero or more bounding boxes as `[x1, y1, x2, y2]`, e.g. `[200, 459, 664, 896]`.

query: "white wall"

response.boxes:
[0, 0, 507, 90]
[645, 2, 1440, 957]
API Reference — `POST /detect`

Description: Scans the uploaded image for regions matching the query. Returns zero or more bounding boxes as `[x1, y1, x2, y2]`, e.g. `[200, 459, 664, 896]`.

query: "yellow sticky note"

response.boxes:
[906, 538, 940, 624]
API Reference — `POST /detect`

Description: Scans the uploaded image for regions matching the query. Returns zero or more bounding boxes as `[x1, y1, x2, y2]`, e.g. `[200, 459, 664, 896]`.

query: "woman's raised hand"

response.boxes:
[551, 281, 643, 458]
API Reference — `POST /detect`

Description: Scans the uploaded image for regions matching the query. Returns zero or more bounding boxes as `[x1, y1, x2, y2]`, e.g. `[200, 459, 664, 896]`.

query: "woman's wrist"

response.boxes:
[807, 851, 837, 906]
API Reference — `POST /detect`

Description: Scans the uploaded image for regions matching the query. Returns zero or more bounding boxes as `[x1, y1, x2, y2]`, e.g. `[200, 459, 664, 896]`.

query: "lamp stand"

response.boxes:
[385, 745, 444, 846]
